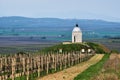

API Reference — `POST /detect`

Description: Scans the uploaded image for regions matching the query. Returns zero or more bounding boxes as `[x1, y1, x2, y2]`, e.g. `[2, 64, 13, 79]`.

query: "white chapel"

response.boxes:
[72, 24, 82, 43]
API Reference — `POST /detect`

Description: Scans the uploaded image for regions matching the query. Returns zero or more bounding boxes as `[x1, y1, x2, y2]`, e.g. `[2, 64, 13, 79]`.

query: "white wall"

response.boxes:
[72, 32, 82, 43]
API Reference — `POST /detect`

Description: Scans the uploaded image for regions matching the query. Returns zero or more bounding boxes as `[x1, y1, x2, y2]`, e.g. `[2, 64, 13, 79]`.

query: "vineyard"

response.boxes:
[0, 51, 94, 80]
[0, 43, 108, 80]
[40, 54, 104, 80]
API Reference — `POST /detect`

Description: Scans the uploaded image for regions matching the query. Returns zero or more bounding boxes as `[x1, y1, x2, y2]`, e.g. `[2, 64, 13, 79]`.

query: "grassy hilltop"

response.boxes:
[39, 42, 110, 54]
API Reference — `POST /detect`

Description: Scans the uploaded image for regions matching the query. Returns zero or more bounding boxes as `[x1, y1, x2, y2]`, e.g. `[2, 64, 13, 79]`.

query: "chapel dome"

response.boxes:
[72, 24, 81, 32]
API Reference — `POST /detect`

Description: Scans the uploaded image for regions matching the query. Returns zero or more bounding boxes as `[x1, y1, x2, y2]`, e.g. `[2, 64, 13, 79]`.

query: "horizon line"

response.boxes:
[0, 16, 120, 23]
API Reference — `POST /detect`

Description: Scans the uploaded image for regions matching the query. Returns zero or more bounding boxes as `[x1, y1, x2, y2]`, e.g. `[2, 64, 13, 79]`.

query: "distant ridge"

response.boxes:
[0, 16, 120, 29]
[1, 16, 120, 23]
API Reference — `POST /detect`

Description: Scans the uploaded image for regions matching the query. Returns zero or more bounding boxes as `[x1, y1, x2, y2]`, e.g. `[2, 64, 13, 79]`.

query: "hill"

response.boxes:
[0, 16, 120, 52]
[0, 16, 120, 30]
[0, 16, 120, 40]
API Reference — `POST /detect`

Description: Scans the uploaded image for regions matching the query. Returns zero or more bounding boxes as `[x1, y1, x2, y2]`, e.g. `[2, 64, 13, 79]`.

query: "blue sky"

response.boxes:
[0, 0, 120, 22]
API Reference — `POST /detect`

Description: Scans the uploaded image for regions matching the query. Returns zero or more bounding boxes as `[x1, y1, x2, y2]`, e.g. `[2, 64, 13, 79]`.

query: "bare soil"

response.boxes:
[38, 54, 104, 80]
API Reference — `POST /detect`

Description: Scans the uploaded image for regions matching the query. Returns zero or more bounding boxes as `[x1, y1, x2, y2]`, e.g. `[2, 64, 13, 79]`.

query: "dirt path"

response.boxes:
[38, 54, 104, 80]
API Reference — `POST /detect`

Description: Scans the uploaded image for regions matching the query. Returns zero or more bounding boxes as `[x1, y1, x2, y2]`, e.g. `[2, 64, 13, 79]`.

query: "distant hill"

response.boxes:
[0, 16, 120, 40]
[0, 16, 120, 29]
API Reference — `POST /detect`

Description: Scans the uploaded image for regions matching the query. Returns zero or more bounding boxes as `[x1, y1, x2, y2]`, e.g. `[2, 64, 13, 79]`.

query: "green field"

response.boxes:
[74, 53, 110, 80]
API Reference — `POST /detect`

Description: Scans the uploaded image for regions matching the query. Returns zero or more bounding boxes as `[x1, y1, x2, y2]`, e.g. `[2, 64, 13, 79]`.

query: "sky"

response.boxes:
[0, 0, 120, 22]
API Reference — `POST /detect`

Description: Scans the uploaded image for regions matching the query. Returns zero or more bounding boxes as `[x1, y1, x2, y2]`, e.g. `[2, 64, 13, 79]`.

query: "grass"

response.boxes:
[91, 53, 120, 80]
[14, 76, 26, 80]
[86, 42, 106, 53]
[38, 42, 108, 54]
[74, 53, 110, 80]
[40, 43, 89, 53]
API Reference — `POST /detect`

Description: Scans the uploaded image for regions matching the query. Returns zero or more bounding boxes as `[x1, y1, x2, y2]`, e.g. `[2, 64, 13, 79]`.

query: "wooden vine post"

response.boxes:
[37, 56, 40, 77]
[46, 55, 49, 74]
[22, 57, 25, 75]
[11, 57, 16, 80]
[54, 54, 57, 72]
[26, 57, 30, 80]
